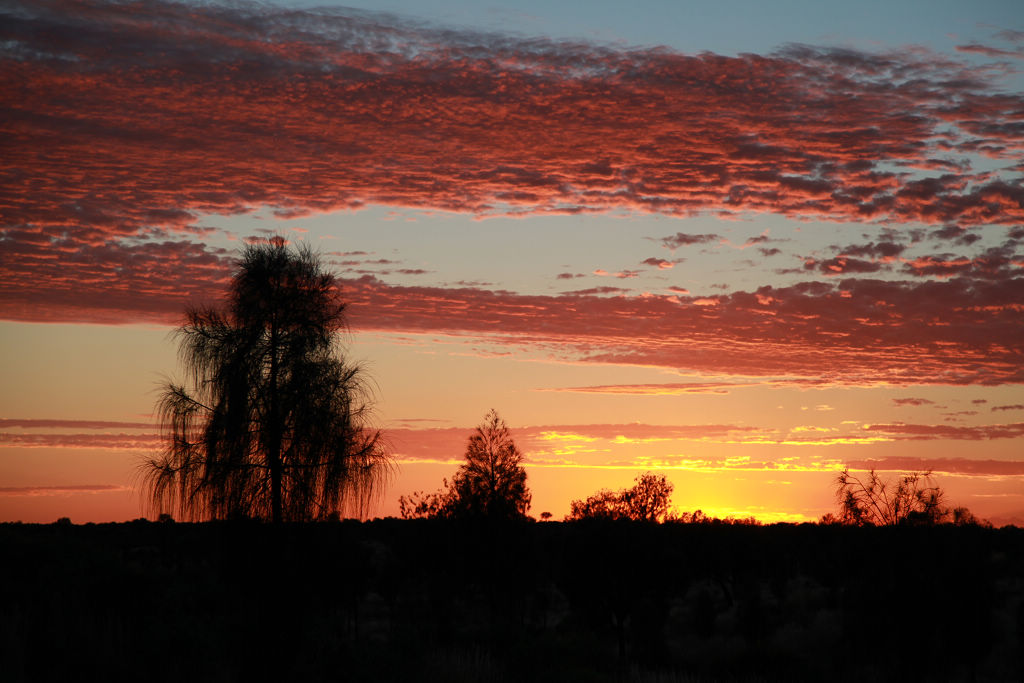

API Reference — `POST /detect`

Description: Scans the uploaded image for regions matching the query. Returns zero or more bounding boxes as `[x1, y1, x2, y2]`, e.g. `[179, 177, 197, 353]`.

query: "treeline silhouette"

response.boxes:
[40, 240, 1010, 682]
[2, 519, 1021, 682]
[566, 473, 675, 522]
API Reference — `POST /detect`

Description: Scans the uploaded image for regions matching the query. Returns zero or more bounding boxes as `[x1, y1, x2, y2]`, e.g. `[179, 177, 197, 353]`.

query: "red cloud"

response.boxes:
[0, 485, 127, 496]
[348, 274, 1024, 386]
[594, 269, 639, 279]
[2, 1, 1023, 388]
[0, 433, 162, 449]
[0, 238, 231, 325]
[929, 225, 980, 245]
[805, 256, 886, 276]
[837, 241, 907, 260]
[541, 379, 831, 394]
[2, 237, 1022, 386]
[903, 255, 974, 278]
[862, 422, 1024, 440]
[641, 257, 675, 270]
[2, 0, 1023, 268]
[902, 245, 1023, 279]
[0, 419, 153, 430]
[892, 398, 936, 407]
[844, 457, 1024, 476]
[661, 234, 723, 249]
[955, 44, 1024, 60]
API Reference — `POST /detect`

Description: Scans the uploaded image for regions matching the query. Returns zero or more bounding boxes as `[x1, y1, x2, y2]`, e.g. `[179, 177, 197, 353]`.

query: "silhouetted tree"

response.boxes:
[143, 237, 390, 522]
[567, 488, 621, 521]
[567, 473, 673, 521]
[398, 409, 530, 519]
[949, 505, 986, 526]
[397, 485, 451, 519]
[834, 468, 947, 526]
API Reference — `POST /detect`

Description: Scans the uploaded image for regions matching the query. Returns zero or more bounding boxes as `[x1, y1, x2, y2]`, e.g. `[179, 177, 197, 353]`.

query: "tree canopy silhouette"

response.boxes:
[399, 409, 530, 520]
[143, 237, 389, 522]
[567, 472, 674, 522]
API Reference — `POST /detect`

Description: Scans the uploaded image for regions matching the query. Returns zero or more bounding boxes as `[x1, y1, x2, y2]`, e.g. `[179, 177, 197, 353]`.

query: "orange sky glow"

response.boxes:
[2, 0, 1023, 525]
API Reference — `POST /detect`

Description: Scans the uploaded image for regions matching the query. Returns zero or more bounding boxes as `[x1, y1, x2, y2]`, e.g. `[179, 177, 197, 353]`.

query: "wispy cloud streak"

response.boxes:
[0, 485, 127, 496]
[1, 262, 1021, 384]
[7, 416, 1024, 477]
[0, 432, 162, 449]
[0, 418, 153, 430]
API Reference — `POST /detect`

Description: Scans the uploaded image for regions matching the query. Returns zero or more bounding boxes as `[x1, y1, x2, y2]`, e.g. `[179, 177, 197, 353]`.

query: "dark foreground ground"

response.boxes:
[2, 519, 1022, 682]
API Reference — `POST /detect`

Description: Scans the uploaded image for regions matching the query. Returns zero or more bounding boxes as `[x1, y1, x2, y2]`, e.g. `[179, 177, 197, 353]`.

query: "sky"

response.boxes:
[1, 0, 1023, 524]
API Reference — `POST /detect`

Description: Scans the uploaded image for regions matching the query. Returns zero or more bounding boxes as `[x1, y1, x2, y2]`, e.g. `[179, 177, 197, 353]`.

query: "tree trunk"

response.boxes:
[269, 323, 283, 524]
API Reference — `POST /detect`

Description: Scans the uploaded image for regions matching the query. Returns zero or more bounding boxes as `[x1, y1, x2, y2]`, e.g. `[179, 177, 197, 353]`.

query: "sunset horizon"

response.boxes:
[2, 0, 1023, 526]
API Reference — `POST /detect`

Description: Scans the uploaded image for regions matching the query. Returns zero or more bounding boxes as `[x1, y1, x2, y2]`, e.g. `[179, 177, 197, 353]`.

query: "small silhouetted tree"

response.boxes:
[398, 485, 451, 519]
[143, 237, 390, 522]
[448, 409, 531, 518]
[567, 488, 621, 520]
[567, 472, 673, 521]
[834, 468, 946, 526]
[398, 409, 530, 519]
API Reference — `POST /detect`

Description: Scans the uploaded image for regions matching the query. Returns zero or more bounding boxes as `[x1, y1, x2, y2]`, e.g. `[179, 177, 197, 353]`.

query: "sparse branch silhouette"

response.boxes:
[398, 409, 530, 519]
[830, 468, 982, 526]
[143, 237, 390, 522]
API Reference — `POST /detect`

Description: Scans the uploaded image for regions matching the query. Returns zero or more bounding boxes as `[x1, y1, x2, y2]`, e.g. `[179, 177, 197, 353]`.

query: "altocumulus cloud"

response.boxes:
[1, 0, 1022, 387]
[4, 0, 1024, 240]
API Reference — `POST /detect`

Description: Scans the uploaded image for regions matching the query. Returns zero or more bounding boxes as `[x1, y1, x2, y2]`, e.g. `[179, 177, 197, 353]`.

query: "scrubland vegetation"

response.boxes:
[2, 518, 1022, 682]
[9, 242, 1014, 681]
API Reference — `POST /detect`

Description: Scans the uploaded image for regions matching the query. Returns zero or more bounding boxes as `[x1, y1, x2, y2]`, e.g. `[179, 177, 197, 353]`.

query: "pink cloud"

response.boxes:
[955, 44, 1024, 60]
[862, 422, 1024, 440]
[0, 238, 231, 325]
[845, 457, 1024, 476]
[2, 245, 1022, 385]
[541, 379, 831, 394]
[593, 269, 639, 279]
[1, 1, 1022, 390]
[0, 433, 161, 449]
[837, 241, 907, 260]
[2, 0, 1022, 267]
[641, 257, 675, 270]
[0, 419, 153, 430]
[804, 256, 886, 276]
[892, 398, 936, 407]
[0, 485, 128, 497]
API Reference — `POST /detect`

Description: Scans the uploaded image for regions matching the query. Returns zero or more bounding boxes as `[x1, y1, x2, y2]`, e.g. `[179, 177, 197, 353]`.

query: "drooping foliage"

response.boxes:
[144, 237, 389, 522]
[567, 472, 674, 522]
[399, 409, 530, 520]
